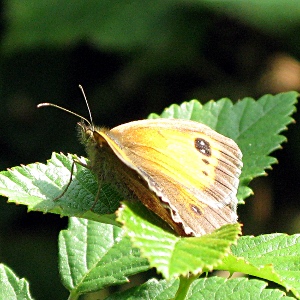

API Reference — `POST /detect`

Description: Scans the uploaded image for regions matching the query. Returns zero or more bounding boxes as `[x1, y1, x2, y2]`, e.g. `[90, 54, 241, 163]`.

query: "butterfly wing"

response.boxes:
[96, 119, 242, 236]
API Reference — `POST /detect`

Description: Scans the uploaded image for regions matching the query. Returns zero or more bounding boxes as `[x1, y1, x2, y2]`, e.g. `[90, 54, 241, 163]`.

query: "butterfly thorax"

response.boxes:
[77, 121, 111, 176]
[77, 121, 137, 200]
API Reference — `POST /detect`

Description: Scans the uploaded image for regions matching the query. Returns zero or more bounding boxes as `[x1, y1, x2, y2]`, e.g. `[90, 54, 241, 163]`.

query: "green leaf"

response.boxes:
[149, 92, 298, 201]
[3, 1, 173, 52]
[59, 217, 149, 295]
[0, 93, 297, 297]
[105, 278, 179, 300]
[105, 277, 295, 300]
[0, 152, 121, 226]
[0, 93, 296, 235]
[200, 0, 300, 37]
[0, 264, 33, 300]
[117, 201, 241, 279]
[188, 277, 295, 300]
[218, 233, 300, 299]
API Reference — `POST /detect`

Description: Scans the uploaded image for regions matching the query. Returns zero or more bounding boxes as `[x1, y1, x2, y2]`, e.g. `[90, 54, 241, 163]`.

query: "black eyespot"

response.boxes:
[194, 138, 211, 157]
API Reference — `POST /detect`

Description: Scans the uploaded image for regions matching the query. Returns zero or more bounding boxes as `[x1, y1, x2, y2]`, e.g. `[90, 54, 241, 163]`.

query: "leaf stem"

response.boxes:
[67, 291, 80, 300]
[174, 274, 199, 300]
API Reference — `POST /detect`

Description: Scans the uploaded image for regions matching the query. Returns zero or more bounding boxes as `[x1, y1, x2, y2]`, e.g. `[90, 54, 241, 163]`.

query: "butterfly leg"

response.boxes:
[90, 182, 101, 210]
[53, 156, 101, 211]
[53, 161, 77, 201]
[53, 157, 89, 201]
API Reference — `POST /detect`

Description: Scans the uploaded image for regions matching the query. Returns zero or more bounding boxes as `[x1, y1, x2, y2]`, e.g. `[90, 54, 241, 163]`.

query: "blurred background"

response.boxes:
[0, 1, 300, 299]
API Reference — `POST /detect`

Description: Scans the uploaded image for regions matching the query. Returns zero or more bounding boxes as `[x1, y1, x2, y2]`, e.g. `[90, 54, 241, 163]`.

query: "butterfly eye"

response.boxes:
[194, 138, 211, 157]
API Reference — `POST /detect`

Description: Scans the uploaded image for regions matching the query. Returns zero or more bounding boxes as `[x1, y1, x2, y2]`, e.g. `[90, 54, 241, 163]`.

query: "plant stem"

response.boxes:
[174, 274, 198, 300]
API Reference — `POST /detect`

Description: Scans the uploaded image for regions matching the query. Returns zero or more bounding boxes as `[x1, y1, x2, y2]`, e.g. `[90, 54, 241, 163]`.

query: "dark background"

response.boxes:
[1, 1, 300, 299]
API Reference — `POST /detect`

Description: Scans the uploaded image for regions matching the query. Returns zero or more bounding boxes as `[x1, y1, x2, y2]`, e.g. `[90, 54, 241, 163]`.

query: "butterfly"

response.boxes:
[38, 88, 242, 237]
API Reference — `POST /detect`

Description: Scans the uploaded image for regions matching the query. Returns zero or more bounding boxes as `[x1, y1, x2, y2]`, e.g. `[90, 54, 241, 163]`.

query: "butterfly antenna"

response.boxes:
[79, 84, 94, 131]
[37, 103, 91, 126]
[37, 85, 95, 128]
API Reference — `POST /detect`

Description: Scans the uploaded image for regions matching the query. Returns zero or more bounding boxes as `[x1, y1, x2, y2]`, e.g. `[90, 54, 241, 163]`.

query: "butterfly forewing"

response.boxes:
[99, 118, 242, 236]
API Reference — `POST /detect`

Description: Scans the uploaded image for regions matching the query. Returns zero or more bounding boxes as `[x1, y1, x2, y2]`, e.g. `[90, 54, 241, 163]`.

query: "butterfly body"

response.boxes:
[78, 118, 242, 237]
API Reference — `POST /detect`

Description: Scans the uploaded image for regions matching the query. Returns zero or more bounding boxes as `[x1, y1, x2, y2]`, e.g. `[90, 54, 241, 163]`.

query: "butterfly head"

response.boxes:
[77, 120, 96, 148]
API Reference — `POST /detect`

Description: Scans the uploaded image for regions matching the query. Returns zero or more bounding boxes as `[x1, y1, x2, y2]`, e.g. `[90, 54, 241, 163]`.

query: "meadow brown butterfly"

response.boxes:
[38, 87, 242, 237]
